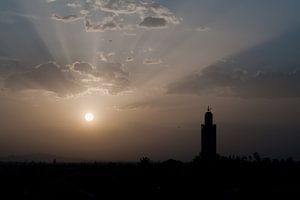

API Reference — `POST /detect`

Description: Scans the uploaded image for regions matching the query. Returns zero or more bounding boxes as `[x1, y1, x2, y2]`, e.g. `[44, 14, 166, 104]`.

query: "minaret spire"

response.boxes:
[201, 107, 217, 161]
[207, 106, 211, 112]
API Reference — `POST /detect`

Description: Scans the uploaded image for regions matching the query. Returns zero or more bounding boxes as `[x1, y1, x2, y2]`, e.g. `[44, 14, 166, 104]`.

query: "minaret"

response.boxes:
[201, 106, 217, 161]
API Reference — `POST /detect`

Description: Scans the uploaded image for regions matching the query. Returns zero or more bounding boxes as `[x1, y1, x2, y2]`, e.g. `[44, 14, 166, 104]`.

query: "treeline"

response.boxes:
[0, 153, 299, 199]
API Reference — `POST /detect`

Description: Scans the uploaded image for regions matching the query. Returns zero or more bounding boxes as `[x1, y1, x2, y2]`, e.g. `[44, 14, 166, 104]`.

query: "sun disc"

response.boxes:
[84, 112, 94, 122]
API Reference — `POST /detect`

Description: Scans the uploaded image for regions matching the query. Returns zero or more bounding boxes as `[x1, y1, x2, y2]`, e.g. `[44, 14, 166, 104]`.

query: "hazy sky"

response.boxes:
[0, 0, 300, 161]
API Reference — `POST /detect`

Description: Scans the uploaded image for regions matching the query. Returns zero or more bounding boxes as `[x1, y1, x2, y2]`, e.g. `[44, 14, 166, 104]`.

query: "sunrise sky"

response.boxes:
[0, 0, 300, 161]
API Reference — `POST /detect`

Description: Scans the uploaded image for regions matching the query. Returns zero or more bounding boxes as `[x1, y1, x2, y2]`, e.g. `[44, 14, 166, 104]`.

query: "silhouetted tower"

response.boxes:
[201, 106, 216, 161]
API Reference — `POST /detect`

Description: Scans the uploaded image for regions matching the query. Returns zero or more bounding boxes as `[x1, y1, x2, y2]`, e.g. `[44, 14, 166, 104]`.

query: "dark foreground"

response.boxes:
[0, 155, 300, 199]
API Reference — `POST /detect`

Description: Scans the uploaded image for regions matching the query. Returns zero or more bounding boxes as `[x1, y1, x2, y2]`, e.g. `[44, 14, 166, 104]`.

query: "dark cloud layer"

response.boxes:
[168, 28, 300, 99]
[51, 14, 81, 22]
[212, 27, 300, 73]
[73, 62, 93, 74]
[4, 62, 84, 96]
[167, 64, 300, 98]
[139, 17, 167, 28]
[0, 58, 131, 97]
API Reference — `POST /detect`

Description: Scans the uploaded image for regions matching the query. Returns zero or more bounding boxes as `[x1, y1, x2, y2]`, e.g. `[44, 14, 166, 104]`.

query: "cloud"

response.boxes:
[139, 17, 167, 28]
[117, 101, 155, 110]
[67, 3, 82, 8]
[84, 17, 122, 32]
[107, 52, 116, 57]
[69, 61, 131, 95]
[122, 32, 137, 36]
[48, 0, 180, 32]
[167, 28, 300, 98]
[0, 58, 131, 97]
[195, 26, 211, 32]
[72, 62, 94, 74]
[97, 51, 115, 62]
[46, 0, 56, 3]
[167, 64, 300, 98]
[51, 14, 82, 23]
[97, 63, 128, 80]
[143, 58, 162, 65]
[234, 70, 300, 98]
[94, 62, 130, 94]
[4, 62, 85, 97]
[126, 57, 134, 62]
[80, 10, 90, 15]
[147, 3, 180, 25]
[116, 97, 180, 111]
[98, 52, 108, 62]
[94, 0, 146, 15]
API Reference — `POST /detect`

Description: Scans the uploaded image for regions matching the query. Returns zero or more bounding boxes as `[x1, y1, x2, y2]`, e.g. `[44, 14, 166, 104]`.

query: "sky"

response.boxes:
[0, 0, 300, 161]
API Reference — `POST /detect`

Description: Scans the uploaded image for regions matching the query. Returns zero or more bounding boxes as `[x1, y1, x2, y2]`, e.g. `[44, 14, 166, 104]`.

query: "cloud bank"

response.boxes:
[167, 64, 300, 98]
[1, 59, 131, 97]
[49, 0, 180, 32]
[4, 62, 84, 97]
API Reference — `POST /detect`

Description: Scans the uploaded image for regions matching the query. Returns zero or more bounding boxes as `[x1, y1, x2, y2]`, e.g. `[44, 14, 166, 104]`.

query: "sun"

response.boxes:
[84, 112, 94, 122]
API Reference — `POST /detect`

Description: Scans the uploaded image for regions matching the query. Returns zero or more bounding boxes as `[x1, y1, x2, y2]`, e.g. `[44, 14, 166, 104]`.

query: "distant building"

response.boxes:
[201, 107, 216, 160]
